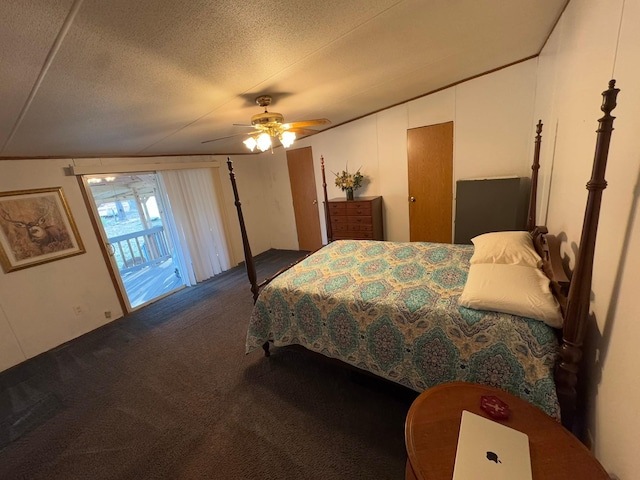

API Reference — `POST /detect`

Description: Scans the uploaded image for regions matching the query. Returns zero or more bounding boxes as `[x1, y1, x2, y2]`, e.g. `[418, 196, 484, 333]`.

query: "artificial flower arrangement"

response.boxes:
[334, 167, 364, 199]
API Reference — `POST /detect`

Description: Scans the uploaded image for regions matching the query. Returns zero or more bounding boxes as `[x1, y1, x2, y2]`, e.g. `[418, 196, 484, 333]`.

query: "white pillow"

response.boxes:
[470, 231, 542, 268]
[459, 263, 563, 328]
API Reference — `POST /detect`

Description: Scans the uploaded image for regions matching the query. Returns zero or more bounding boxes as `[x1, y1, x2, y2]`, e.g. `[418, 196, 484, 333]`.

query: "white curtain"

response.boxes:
[158, 169, 231, 286]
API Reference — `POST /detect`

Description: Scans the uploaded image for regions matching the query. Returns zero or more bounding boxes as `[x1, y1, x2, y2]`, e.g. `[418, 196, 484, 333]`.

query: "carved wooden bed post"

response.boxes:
[321, 156, 333, 242]
[556, 80, 619, 429]
[227, 155, 332, 357]
[226, 158, 260, 303]
[527, 120, 543, 231]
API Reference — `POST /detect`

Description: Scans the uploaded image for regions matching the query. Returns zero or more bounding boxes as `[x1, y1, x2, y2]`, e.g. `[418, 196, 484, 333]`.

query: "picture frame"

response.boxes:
[0, 187, 85, 273]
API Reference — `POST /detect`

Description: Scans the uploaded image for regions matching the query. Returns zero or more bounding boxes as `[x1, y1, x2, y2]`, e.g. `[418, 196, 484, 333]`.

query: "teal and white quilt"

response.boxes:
[247, 240, 560, 418]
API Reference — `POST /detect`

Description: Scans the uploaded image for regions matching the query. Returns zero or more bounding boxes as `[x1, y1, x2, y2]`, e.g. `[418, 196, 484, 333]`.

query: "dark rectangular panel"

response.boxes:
[454, 177, 528, 244]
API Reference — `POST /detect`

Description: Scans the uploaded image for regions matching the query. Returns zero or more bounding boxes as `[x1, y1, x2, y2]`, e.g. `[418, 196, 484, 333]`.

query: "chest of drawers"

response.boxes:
[327, 196, 383, 241]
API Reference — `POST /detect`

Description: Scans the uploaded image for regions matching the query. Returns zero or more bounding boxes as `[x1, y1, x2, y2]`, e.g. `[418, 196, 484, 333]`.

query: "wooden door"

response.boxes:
[287, 147, 323, 251]
[407, 122, 453, 243]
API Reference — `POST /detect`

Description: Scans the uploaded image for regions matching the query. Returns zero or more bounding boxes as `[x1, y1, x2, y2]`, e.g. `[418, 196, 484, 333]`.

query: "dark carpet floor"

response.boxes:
[0, 249, 417, 479]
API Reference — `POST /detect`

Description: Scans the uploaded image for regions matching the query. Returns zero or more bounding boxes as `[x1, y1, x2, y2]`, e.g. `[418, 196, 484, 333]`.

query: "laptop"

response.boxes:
[452, 410, 532, 480]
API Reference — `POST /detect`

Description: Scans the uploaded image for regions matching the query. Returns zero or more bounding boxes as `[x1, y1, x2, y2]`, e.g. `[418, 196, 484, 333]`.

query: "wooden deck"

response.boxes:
[121, 257, 185, 308]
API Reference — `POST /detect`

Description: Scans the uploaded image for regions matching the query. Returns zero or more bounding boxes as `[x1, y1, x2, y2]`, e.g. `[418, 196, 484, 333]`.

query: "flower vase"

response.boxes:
[346, 188, 354, 200]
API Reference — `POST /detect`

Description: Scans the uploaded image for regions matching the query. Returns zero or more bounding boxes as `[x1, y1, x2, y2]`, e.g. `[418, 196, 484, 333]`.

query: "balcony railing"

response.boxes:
[108, 226, 171, 275]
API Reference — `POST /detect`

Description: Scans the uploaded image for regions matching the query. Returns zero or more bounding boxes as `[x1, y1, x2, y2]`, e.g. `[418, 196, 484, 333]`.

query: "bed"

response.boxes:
[227, 80, 620, 430]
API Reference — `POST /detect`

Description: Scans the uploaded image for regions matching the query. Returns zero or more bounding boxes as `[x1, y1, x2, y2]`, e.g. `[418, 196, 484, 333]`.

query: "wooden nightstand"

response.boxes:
[405, 382, 609, 480]
[327, 195, 383, 240]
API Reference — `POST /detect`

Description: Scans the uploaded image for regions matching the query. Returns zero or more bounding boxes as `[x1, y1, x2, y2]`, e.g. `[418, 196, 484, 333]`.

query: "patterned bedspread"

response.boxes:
[247, 240, 560, 417]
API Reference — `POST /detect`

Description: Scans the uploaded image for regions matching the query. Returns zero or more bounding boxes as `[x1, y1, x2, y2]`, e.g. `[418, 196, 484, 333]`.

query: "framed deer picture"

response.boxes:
[0, 187, 85, 273]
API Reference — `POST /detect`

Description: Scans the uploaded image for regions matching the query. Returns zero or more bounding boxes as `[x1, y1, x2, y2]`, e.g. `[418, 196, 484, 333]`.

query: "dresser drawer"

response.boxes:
[327, 196, 383, 241]
[346, 203, 372, 215]
[331, 223, 373, 232]
[352, 231, 375, 239]
[348, 215, 373, 226]
[333, 234, 352, 240]
[333, 231, 374, 240]
[330, 216, 350, 225]
[328, 203, 347, 216]
[331, 224, 350, 232]
[350, 224, 373, 232]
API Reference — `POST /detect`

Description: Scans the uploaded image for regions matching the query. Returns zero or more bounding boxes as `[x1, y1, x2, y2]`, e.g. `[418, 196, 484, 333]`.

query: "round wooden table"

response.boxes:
[404, 382, 609, 480]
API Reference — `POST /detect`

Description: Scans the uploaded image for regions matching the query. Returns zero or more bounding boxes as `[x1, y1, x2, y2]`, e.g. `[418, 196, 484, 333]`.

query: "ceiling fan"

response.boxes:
[202, 95, 330, 152]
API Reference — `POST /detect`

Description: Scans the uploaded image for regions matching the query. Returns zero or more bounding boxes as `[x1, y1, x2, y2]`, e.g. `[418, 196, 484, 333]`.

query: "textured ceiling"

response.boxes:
[0, 0, 567, 159]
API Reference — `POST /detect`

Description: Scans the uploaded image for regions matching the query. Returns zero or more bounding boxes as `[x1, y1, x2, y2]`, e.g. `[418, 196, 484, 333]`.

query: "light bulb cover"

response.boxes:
[243, 137, 257, 151]
[280, 130, 296, 148]
[257, 133, 272, 152]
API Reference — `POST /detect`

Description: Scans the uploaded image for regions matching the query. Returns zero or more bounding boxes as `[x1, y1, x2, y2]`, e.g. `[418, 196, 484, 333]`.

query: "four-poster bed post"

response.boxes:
[226, 158, 268, 356]
[226, 159, 259, 304]
[527, 120, 543, 231]
[321, 155, 333, 243]
[555, 79, 619, 428]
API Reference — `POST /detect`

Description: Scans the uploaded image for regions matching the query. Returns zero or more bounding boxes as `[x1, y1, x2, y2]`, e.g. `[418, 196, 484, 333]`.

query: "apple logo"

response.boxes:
[486, 451, 502, 464]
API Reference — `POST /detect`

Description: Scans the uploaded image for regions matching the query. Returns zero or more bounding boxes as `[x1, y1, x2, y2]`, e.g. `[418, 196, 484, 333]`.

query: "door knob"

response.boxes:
[410, 196, 416, 202]
[313, 199, 318, 205]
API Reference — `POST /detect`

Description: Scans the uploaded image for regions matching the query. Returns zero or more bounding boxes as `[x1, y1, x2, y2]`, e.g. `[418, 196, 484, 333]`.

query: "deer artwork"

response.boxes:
[0, 203, 69, 255]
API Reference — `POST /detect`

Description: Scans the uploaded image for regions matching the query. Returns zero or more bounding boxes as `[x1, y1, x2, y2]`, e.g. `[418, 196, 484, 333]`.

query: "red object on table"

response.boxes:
[480, 395, 510, 419]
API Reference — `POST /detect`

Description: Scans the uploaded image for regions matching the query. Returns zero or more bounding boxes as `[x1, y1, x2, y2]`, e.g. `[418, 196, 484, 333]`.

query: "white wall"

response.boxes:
[0, 159, 123, 371]
[219, 152, 298, 264]
[455, 66, 538, 181]
[533, 0, 639, 477]
[290, 60, 538, 243]
[218, 155, 275, 264]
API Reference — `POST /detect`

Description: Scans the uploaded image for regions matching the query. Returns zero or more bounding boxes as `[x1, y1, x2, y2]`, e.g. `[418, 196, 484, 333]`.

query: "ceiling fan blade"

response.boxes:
[286, 118, 331, 129]
[232, 123, 254, 127]
[201, 132, 247, 144]
[289, 127, 324, 136]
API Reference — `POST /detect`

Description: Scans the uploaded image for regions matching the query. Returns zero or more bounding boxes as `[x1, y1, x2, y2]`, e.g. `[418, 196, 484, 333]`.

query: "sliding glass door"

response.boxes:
[85, 173, 186, 310]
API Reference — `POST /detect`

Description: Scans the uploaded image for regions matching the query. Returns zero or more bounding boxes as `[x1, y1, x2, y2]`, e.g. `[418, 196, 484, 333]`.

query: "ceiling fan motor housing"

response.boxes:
[251, 111, 285, 126]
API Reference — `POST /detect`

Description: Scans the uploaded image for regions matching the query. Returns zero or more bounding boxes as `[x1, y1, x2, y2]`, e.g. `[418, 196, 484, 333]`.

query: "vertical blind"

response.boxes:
[158, 168, 231, 285]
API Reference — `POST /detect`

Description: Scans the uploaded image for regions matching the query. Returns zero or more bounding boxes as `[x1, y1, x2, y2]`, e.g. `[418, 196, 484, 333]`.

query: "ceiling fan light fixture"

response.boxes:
[243, 137, 257, 151]
[256, 133, 272, 152]
[218, 95, 329, 153]
[279, 130, 296, 148]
